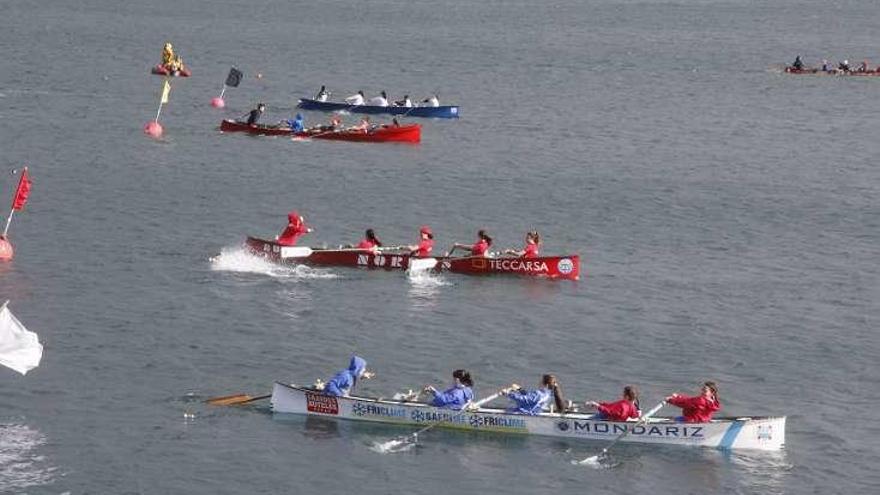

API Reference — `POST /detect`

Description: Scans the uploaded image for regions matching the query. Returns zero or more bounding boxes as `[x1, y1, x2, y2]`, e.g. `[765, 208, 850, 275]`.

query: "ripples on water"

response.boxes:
[0, 423, 57, 492]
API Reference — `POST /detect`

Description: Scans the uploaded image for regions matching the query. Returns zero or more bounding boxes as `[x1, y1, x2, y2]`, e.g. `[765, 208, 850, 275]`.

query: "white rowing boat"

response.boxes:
[270, 383, 785, 451]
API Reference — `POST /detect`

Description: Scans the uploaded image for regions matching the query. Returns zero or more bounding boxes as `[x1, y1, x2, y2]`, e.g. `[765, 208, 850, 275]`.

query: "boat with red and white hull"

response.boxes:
[245, 237, 581, 280]
[219, 120, 421, 143]
[271, 383, 786, 451]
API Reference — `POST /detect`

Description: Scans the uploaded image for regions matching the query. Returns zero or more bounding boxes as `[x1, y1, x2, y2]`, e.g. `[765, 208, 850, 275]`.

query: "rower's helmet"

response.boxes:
[420, 225, 432, 236]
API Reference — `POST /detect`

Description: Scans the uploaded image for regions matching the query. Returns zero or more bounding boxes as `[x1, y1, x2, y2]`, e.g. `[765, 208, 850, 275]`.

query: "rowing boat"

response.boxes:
[245, 237, 581, 280]
[151, 65, 191, 77]
[219, 120, 421, 143]
[298, 98, 459, 119]
[784, 66, 880, 76]
[270, 383, 785, 451]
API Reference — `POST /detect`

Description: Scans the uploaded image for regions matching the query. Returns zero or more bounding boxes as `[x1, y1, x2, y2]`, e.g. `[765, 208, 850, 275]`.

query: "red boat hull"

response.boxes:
[785, 66, 880, 76]
[151, 65, 192, 77]
[220, 120, 420, 143]
[245, 237, 580, 280]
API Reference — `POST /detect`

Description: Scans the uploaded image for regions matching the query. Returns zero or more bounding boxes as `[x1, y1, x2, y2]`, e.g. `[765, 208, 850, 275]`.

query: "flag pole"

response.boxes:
[2, 209, 13, 237]
[154, 101, 164, 123]
[219, 85, 227, 99]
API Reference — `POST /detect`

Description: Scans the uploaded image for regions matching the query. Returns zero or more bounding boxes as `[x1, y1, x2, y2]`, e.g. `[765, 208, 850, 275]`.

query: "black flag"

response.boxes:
[225, 67, 243, 87]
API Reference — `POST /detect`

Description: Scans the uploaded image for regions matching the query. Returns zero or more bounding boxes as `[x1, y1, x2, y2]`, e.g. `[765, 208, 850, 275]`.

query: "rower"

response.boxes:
[822, 59, 830, 72]
[424, 369, 474, 409]
[792, 55, 804, 70]
[858, 60, 869, 72]
[368, 91, 389, 107]
[345, 90, 365, 106]
[505, 231, 540, 258]
[276, 210, 312, 246]
[666, 381, 721, 423]
[161, 42, 184, 72]
[393, 95, 413, 107]
[584, 385, 641, 421]
[286, 113, 305, 132]
[451, 229, 492, 257]
[421, 94, 440, 107]
[839, 60, 851, 72]
[315, 85, 330, 102]
[245, 103, 266, 125]
[408, 225, 434, 257]
[352, 115, 373, 132]
[322, 355, 375, 397]
[502, 374, 567, 415]
[356, 228, 382, 252]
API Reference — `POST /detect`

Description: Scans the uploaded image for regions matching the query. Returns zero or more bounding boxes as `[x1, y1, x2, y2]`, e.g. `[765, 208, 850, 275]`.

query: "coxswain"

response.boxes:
[345, 90, 365, 105]
[356, 228, 382, 252]
[821, 59, 830, 72]
[839, 60, 851, 72]
[502, 374, 567, 415]
[286, 113, 305, 132]
[408, 225, 434, 257]
[161, 42, 183, 71]
[315, 85, 330, 102]
[857, 60, 869, 72]
[276, 210, 312, 246]
[666, 381, 721, 423]
[792, 55, 804, 70]
[245, 103, 266, 125]
[322, 355, 375, 397]
[368, 91, 389, 107]
[505, 231, 540, 258]
[421, 94, 440, 107]
[424, 369, 474, 410]
[393, 95, 413, 107]
[451, 229, 492, 257]
[585, 385, 641, 421]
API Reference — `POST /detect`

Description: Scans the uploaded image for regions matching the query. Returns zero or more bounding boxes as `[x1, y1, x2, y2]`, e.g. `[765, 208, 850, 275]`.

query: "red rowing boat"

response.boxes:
[219, 120, 421, 143]
[245, 237, 580, 280]
[784, 66, 880, 76]
[151, 64, 191, 77]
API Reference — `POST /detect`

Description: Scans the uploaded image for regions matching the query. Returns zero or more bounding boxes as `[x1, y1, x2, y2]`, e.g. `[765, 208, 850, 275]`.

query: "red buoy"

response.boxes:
[0, 237, 13, 261]
[211, 97, 225, 108]
[144, 121, 163, 138]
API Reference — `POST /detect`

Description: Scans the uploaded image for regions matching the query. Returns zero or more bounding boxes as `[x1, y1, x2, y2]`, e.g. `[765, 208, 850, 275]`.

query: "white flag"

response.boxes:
[0, 301, 43, 375]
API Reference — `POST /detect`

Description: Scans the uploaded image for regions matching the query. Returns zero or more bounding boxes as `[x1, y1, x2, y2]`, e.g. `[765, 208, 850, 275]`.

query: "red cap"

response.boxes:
[419, 225, 432, 235]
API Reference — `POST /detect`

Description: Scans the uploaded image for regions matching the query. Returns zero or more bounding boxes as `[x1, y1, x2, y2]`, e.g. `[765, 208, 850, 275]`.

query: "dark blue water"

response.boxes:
[1, 0, 878, 493]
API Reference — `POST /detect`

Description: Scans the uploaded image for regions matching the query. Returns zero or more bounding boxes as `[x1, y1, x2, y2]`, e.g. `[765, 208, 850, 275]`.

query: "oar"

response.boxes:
[573, 400, 667, 465]
[205, 392, 271, 406]
[374, 387, 509, 452]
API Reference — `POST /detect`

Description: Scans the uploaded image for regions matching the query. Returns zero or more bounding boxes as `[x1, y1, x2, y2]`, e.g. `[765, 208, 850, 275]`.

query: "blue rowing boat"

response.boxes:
[297, 98, 460, 119]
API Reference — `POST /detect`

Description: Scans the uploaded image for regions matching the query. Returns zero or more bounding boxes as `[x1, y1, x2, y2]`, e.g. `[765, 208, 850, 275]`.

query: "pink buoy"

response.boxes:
[0, 237, 13, 261]
[144, 121, 163, 138]
[211, 97, 225, 108]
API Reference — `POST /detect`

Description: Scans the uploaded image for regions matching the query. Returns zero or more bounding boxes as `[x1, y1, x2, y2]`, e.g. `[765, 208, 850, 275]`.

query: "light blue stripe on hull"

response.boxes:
[718, 420, 745, 449]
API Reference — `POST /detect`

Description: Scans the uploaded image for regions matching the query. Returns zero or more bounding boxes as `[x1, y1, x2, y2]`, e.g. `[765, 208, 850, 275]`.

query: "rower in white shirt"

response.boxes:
[345, 90, 365, 105]
[315, 85, 330, 102]
[393, 95, 413, 107]
[368, 91, 389, 107]
[421, 94, 440, 107]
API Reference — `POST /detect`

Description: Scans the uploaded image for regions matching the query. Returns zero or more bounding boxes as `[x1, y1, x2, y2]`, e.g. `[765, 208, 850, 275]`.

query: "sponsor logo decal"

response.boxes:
[357, 254, 404, 268]
[556, 421, 570, 432]
[488, 259, 548, 273]
[568, 421, 704, 438]
[557, 258, 574, 275]
[757, 425, 772, 440]
[411, 409, 468, 425]
[467, 414, 527, 430]
[305, 392, 339, 415]
[352, 402, 406, 418]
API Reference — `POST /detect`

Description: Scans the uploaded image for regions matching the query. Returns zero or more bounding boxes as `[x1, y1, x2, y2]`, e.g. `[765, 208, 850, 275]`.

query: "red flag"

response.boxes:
[12, 168, 32, 211]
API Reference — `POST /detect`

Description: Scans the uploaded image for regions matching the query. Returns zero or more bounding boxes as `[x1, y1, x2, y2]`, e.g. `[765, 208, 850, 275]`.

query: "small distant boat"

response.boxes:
[0, 301, 43, 376]
[270, 383, 786, 451]
[784, 66, 880, 76]
[151, 65, 192, 77]
[298, 98, 459, 119]
[219, 120, 421, 143]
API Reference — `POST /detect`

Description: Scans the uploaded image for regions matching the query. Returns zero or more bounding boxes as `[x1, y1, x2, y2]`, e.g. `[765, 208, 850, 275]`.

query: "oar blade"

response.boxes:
[205, 393, 270, 406]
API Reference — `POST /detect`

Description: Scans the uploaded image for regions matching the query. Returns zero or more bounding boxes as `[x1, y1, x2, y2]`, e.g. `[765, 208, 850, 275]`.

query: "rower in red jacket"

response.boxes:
[505, 230, 540, 258]
[356, 228, 382, 252]
[584, 385, 640, 421]
[408, 225, 434, 257]
[451, 229, 492, 257]
[666, 381, 721, 423]
[276, 211, 312, 246]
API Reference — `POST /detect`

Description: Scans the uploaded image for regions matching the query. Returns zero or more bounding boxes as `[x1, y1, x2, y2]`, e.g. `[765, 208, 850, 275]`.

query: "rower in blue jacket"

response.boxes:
[323, 355, 374, 396]
[424, 369, 474, 409]
[286, 113, 305, 132]
[502, 374, 567, 415]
